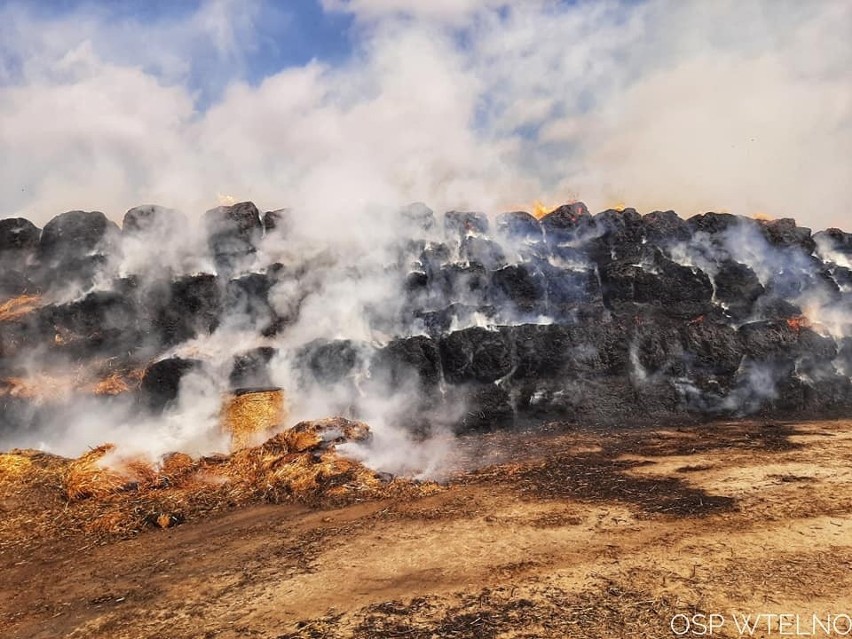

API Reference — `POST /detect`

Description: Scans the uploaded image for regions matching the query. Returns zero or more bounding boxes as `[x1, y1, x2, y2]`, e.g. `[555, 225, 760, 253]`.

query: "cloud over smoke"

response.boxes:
[0, 0, 850, 228]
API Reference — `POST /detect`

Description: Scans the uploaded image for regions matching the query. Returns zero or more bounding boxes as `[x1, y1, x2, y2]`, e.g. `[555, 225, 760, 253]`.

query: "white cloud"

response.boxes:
[0, 0, 850, 230]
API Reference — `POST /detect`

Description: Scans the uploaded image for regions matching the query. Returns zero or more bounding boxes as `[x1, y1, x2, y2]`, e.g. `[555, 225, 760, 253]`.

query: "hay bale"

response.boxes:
[223, 388, 287, 451]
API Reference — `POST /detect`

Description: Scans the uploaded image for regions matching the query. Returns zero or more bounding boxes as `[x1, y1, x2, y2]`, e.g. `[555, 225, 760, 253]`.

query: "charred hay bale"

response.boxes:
[39, 210, 119, 259]
[516, 376, 655, 426]
[451, 383, 514, 433]
[495, 211, 543, 242]
[139, 357, 202, 413]
[829, 265, 852, 289]
[223, 272, 277, 331]
[752, 295, 802, 321]
[419, 242, 452, 276]
[738, 320, 802, 363]
[0, 218, 40, 253]
[229, 346, 277, 390]
[0, 270, 36, 298]
[599, 251, 713, 317]
[439, 327, 514, 384]
[203, 201, 263, 273]
[400, 202, 436, 233]
[295, 339, 373, 386]
[459, 237, 507, 270]
[562, 322, 631, 375]
[758, 218, 815, 253]
[43, 291, 139, 358]
[444, 211, 489, 239]
[764, 259, 840, 301]
[587, 208, 645, 263]
[642, 210, 691, 246]
[122, 205, 185, 236]
[814, 228, 852, 257]
[490, 264, 546, 314]
[412, 308, 453, 338]
[540, 263, 601, 314]
[686, 212, 745, 236]
[539, 201, 594, 244]
[372, 336, 442, 393]
[262, 208, 292, 235]
[712, 261, 764, 318]
[153, 274, 222, 346]
[437, 262, 490, 305]
[681, 320, 743, 377]
[630, 324, 686, 378]
[508, 324, 573, 379]
[37, 211, 120, 286]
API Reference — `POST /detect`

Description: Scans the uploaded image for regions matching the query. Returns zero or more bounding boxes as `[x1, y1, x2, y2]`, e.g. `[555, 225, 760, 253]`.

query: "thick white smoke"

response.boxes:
[0, 0, 849, 228]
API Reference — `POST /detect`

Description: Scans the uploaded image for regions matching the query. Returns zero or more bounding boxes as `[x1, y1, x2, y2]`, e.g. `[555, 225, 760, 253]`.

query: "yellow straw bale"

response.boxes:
[223, 388, 287, 451]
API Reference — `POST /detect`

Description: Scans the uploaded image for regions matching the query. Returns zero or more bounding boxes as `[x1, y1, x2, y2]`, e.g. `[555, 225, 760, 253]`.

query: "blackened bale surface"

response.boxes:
[495, 211, 543, 243]
[509, 324, 572, 379]
[296, 339, 371, 386]
[642, 210, 691, 246]
[460, 237, 507, 270]
[444, 211, 489, 238]
[758, 218, 815, 253]
[45, 291, 139, 358]
[39, 211, 119, 264]
[0, 218, 40, 253]
[229, 346, 277, 390]
[139, 357, 202, 413]
[491, 264, 546, 314]
[153, 274, 222, 347]
[37, 211, 120, 287]
[122, 205, 184, 236]
[588, 208, 645, 263]
[600, 251, 713, 317]
[540, 202, 594, 244]
[203, 202, 263, 273]
[713, 261, 764, 319]
[687, 212, 744, 236]
[453, 383, 513, 433]
[439, 327, 514, 384]
[373, 336, 442, 393]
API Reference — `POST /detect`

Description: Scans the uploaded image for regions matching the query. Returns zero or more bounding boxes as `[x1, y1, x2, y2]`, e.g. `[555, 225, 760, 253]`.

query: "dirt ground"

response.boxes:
[2, 418, 852, 638]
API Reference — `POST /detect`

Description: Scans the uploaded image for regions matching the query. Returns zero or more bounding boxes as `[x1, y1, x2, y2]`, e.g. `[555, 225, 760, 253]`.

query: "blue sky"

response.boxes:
[1, 0, 358, 106]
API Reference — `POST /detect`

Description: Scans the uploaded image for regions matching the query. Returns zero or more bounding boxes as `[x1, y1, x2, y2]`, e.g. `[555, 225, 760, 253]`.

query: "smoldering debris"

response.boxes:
[0, 418, 440, 541]
[1, 201, 851, 473]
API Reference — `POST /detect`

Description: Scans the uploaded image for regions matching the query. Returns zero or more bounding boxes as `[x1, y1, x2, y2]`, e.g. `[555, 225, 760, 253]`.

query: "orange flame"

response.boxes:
[753, 211, 774, 221]
[786, 316, 810, 332]
[531, 201, 553, 219]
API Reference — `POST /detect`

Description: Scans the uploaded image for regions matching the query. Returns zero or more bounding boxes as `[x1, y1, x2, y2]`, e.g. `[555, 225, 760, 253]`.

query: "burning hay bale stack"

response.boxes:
[2, 199, 852, 447]
[0, 418, 435, 544]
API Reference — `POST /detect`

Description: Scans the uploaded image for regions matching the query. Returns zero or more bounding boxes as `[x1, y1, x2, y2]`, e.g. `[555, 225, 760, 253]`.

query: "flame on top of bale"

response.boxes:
[0, 294, 41, 322]
[786, 315, 810, 332]
[531, 201, 552, 219]
[223, 387, 288, 451]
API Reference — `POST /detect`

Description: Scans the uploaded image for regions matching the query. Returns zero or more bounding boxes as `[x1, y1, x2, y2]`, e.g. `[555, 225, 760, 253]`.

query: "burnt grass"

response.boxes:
[464, 420, 801, 518]
[278, 581, 681, 639]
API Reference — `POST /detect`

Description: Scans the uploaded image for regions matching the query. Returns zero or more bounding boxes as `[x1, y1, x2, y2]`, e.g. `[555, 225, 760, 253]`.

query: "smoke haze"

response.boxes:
[0, 0, 850, 228]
